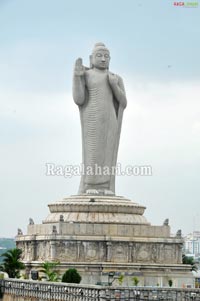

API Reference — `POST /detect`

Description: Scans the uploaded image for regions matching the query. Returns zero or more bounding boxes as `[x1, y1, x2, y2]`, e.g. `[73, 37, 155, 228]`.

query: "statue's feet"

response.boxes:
[103, 189, 115, 196]
[85, 189, 114, 196]
[86, 189, 99, 195]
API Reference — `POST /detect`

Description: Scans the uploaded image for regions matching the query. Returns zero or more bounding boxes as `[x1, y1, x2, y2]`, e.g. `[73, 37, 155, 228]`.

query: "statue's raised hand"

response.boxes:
[74, 58, 85, 77]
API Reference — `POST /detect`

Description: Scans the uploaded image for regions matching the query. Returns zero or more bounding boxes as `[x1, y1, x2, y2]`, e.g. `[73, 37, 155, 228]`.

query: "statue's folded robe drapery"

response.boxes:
[78, 68, 125, 194]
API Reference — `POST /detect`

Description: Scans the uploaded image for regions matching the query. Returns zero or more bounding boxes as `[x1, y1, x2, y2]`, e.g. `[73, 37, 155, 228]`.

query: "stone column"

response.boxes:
[24, 242, 28, 260]
[106, 242, 112, 262]
[177, 244, 183, 263]
[128, 242, 133, 262]
[77, 241, 81, 261]
[27, 242, 32, 261]
[30, 239, 37, 261]
[50, 241, 56, 260]
[25, 264, 32, 279]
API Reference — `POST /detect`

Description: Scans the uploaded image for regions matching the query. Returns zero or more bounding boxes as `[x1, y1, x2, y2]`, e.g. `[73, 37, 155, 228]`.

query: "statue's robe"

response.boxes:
[78, 68, 125, 194]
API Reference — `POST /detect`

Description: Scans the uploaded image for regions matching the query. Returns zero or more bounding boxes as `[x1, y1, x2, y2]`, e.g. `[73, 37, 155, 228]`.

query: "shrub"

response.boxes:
[168, 279, 173, 287]
[118, 274, 124, 285]
[40, 261, 60, 282]
[62, 268, 81, 283]
[132, 276, 139, 286]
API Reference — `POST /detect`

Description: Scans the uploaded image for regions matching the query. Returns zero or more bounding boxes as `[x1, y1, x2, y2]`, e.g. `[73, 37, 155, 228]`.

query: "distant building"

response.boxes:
[184, 232, 200, 257]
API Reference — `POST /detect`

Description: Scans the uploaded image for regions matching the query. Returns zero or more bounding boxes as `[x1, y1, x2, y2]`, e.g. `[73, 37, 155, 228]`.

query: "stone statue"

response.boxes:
[73, 43, 127, 195]
[17, 228, 23, 235]
[29, 218, 34, 225]
[176, 229, 182, 238]
[163, 218, 169, 226]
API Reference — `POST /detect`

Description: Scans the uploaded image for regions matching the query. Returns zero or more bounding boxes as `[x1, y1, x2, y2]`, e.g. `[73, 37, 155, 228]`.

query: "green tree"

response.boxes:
[62, 268, 81, 283]
[40, 261, 60, 282]
[0, 248, 25, 278]
[182, 255, 198, 272]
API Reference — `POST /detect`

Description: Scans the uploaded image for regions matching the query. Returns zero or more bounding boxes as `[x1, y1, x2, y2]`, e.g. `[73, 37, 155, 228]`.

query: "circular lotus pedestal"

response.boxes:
[44, 195, 149, 226]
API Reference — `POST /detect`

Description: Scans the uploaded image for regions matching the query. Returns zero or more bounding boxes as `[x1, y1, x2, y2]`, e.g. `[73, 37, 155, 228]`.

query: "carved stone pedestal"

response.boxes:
[16, 195, 193, 287]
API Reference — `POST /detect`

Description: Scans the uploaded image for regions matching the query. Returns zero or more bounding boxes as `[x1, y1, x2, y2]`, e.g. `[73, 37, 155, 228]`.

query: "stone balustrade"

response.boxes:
[1, 279, 200, 301]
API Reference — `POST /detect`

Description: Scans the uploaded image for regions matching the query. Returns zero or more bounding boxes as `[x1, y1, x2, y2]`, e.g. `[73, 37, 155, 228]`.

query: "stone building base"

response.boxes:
[16, 195, 194, 287]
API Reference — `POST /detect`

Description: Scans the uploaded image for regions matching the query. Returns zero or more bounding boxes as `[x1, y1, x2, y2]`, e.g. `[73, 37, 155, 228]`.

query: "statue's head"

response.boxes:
[90, 42, 110, 70]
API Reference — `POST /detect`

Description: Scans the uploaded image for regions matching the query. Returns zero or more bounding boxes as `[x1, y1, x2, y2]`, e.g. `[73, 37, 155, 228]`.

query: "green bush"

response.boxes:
[118, 274, 124, 285]
[40, 261, 60, 282]
[168, 279, 173, 287]
[62, 268, 81, 283]
[132, 276, 139, 286]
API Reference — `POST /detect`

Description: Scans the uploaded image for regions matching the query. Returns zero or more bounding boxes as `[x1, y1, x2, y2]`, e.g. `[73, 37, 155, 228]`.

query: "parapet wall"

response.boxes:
[25, 223, 170, 237]
[0, 279, 198, 301]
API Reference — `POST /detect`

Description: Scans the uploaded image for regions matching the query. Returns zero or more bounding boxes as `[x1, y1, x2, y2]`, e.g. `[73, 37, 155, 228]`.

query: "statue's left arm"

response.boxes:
[108, 73, 127, 109]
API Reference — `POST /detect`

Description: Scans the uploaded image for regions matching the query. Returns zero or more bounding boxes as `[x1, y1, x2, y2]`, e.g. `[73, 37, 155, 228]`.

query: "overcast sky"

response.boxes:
[0, 0, 200, 237]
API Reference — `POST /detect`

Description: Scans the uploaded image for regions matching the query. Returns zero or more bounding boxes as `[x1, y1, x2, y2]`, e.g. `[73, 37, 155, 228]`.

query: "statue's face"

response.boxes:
[92, 50, 110, 70]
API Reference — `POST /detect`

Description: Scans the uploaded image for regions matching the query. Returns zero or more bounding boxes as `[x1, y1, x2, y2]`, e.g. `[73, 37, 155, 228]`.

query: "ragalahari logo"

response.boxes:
[174, 1, 199, 7]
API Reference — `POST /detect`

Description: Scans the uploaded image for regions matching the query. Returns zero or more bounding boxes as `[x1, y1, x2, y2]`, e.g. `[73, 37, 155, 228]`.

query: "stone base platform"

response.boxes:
[16, 195, 193, 287]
